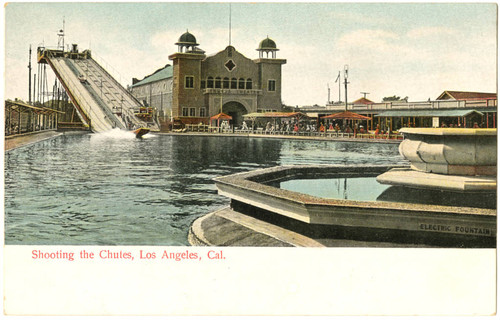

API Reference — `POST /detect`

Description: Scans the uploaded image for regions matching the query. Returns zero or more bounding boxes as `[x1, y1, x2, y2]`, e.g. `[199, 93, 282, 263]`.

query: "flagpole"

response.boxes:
[327, 83, 330, 104]
[335, 71, 341, 102]
[338, 71, 341, 102]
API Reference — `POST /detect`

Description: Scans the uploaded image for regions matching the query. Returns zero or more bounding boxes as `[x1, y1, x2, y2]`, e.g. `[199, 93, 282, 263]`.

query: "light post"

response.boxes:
[343, 65, 349, 131]
[344, 64, 349, 111]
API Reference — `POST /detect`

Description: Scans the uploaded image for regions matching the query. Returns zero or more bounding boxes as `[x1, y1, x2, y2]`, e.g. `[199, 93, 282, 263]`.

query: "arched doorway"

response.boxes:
[222, 101, 247, 127]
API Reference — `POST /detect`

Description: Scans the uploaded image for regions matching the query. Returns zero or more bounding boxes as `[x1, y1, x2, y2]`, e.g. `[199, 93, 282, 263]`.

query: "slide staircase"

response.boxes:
[38, 48, 159, 133]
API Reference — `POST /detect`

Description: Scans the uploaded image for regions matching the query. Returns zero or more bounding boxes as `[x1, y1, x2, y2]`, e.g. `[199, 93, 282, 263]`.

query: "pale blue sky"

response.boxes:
[4, 2, 497, 105]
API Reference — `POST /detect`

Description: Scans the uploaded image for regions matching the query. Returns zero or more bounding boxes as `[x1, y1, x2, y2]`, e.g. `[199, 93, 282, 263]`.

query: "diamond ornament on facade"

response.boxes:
[225, 59, 236, 72]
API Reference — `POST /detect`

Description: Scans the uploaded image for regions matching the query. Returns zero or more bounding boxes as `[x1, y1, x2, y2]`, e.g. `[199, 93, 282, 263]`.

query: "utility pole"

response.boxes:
[28, 45, 32, 104]
[33, 74, 37, 105]
[344, 65, 349, 111]
[327, 83, 330, 104]
[335, 71, 341, 102]
[37, 63, 40, 103]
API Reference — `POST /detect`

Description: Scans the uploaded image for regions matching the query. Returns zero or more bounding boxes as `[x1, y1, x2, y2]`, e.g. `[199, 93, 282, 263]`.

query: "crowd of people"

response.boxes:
[194, 117, 489, 137]
[237, 120, 375, 135]
[440, 121, 482, 128]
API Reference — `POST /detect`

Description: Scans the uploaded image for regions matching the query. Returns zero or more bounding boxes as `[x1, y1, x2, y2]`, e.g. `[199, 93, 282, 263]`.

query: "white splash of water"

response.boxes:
[91, 128, 136, 140]
[140, 132, 157, 140]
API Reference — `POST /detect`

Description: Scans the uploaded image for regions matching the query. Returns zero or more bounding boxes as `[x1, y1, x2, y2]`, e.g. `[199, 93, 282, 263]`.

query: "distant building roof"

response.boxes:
[131, 65, 173, 87]
[375, 109, 484, 117]
[436, 91, 497, 100]
[352, 97, 374, 104]
[244, 112, 310, 119]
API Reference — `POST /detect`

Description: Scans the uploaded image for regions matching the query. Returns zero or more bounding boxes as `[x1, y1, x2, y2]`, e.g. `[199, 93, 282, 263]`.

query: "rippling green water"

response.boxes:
[5, 131, 405, 245]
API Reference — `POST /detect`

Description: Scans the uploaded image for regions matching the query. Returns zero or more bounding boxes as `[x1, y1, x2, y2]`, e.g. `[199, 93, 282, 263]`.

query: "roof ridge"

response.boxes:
[131, 65, 173, 87]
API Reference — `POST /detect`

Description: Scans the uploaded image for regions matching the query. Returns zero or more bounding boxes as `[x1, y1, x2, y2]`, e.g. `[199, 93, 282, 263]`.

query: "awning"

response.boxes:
[210, 112, 232, 120]
[375, 109, 484, 117]
[321, 111, 371, 120]
[5, 100, 65, 114]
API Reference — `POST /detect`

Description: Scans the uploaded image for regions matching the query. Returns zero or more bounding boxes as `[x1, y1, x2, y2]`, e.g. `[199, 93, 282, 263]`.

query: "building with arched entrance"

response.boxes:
[129, 31, 286, 129]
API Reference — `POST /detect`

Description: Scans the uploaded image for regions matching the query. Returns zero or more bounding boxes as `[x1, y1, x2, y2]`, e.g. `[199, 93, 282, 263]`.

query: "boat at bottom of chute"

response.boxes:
[133, 127, 150, 139]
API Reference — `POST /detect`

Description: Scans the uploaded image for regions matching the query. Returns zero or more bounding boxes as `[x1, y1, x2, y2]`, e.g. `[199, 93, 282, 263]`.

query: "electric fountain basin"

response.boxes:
[213, 164, 496, 247]
[377, 128, 497, 192]
[398, 128, 496, 176]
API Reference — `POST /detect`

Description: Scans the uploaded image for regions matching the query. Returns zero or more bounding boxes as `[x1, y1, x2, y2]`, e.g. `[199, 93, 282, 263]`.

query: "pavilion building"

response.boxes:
[129, 31, 287, 129]
[303, 91, 497, 131]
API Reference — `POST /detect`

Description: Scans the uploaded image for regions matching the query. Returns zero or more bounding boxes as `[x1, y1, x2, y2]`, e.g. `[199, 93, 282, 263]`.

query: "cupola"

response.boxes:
[257, 36, 279, 58]
[176, 30, 199, 53]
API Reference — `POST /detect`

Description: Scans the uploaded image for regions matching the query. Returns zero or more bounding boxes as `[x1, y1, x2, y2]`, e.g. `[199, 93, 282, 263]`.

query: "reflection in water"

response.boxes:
[5, 133, 405, 245]
[274, 176, 495, 209]
[277, 177, 390, 201]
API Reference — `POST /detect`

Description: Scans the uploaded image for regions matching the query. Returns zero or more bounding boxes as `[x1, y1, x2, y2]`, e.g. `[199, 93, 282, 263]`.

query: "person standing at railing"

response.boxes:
[241, 121, 248, 130]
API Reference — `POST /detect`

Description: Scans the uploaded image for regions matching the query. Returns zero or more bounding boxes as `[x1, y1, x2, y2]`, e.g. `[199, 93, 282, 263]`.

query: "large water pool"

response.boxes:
[5, 131, 406, 245]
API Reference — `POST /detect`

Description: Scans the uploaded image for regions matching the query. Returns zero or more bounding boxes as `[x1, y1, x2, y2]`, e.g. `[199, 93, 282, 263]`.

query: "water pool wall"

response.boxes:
[214, 164, 496, 247]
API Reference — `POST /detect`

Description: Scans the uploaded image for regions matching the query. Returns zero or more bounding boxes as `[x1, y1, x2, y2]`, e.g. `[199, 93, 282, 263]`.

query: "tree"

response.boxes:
[281, 104, 295, 112]
[382, 95, 408, 102]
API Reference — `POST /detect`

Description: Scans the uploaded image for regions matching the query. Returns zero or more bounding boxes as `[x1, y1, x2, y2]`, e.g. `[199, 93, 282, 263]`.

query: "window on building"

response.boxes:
[224, 60, 236, 71]
[182, 107, 189, 117]
[201, 80, 206, 89]
[215, 77, 222, 89]
[207, 77, 214, 88]
[231, 78, 237, 89]
[268, 80, 276, 92]
[185, 76, 194, 89]
[246, 79, 253, 90]
[238, 78, 245, 89]
[200, 108, 206, 117]
[223, 77, 230, 89]
[190, 108, 196, 117]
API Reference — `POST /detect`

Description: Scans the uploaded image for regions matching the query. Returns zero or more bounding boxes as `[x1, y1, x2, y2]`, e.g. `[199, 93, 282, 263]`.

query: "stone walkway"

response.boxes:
[5, 131, 63, 151]
[189, 207, 436, 247]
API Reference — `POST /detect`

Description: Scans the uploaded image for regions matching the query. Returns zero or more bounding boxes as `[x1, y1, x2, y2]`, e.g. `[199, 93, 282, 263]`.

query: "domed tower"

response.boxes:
[169, 30, 206, 120]
[257, 36, 279, 59]
[254, 36, 286, 112]
[176, 30, 199, 53]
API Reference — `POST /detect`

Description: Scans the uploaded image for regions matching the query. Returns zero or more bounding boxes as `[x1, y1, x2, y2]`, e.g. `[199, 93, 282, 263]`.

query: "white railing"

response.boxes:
[203, 88, 262, 95]
[325, 99, 497, 113]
